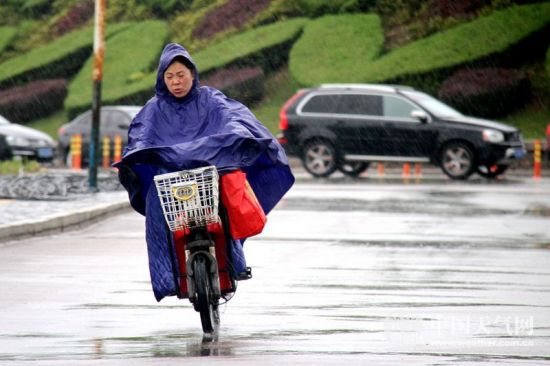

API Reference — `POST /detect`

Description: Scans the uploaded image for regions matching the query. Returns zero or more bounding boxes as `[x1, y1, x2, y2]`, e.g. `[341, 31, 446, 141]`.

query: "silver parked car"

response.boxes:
[0, 114, 57, 162]
[57, 105, 141, 166]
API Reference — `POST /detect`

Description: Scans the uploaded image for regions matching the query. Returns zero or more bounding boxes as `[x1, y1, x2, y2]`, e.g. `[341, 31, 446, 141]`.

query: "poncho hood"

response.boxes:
[155, 43, 199, 102]
[114, 43, 294, 302]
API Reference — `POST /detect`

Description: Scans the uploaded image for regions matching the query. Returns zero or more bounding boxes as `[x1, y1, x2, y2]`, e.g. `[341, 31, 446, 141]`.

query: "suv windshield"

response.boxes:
[401, 90, 463, 118]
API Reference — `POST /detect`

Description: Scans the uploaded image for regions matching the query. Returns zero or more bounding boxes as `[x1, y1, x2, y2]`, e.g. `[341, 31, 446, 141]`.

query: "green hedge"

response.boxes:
[358, 3, 550, 85]
[0, 79, 67, 123]
[289, 13, 383, 86]
[65, 20, 168, 117]
[546, 45, 550, 78]
[438, 68, 531, 118]
[193, 17, 308, 74]
[0, 22, 132, 89]
[202, 66, 265, 105]
[0, 26, 16, 56]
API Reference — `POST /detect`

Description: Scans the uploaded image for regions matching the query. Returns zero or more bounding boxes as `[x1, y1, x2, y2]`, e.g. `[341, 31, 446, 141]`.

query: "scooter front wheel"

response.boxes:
[193, 254, 219, 334]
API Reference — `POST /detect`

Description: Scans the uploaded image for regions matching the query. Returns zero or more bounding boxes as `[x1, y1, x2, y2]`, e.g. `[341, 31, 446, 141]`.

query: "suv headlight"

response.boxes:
[482, 129, 504, 143]
[6, 135, 31, 147]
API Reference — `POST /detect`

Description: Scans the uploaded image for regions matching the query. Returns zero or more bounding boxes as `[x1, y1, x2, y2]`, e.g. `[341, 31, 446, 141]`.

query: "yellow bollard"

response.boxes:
[102, 136, 111, 169]
[534, 139, 541, 179]
[70, 134, 82, 170]
[113, 135, 122, 163]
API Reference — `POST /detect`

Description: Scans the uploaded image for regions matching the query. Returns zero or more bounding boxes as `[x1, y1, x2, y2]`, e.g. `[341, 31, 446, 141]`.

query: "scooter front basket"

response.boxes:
[154, 166, 219, 231]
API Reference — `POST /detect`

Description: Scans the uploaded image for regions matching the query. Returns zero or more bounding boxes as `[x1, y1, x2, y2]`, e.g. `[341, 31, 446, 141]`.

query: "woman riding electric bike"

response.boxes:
[114, 43, 294, 333]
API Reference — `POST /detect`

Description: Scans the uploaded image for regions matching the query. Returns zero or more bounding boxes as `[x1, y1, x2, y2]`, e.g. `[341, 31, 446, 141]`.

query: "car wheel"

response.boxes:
[440, 142, 475, 180]
[477, 164, 508, 179]
[338, 162, 369, 177]
[302, 140, 338, 178]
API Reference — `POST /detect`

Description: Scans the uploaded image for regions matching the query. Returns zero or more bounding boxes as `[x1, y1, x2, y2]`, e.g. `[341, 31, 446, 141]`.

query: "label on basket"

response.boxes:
[172, 183, 198, 201]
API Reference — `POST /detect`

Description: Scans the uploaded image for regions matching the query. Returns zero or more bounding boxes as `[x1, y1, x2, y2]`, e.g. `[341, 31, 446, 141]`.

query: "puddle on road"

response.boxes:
[524, 204, 550, 217]
[281, 197, 513, 217]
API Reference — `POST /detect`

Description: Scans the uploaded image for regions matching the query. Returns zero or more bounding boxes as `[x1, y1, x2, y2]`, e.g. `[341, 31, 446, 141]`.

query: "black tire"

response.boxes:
[193, 255, 219, 334]
[302, 140, 338, 178]
[477, 164, 508, 179]
[338, 162, 369, 177]
[440, 142, 475, 180]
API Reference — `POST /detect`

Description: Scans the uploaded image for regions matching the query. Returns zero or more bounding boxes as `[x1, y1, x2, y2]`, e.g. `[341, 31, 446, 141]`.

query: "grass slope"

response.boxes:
[0, 26, 16, 56]
[193, 17, 308, 73]
[65, 20, 168, 115]
[0, 23, 131, 86]
[289, 13, 383, 86]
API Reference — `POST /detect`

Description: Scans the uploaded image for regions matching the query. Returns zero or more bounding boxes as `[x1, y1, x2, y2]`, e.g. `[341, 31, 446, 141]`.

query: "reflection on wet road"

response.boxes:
[1, 178, 549, 365]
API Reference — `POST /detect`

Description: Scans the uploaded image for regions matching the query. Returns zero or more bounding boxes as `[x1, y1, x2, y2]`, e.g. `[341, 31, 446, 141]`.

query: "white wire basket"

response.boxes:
[154, 166, 220, 232]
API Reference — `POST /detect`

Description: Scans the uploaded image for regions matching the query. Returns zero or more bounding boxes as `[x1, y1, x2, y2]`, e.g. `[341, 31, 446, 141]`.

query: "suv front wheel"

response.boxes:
[440, 142, 475, 180]
[302, 140, 338, 177]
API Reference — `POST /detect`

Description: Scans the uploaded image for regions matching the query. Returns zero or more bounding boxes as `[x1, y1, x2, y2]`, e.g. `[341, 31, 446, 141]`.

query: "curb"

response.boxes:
[0, 199, 131, 243]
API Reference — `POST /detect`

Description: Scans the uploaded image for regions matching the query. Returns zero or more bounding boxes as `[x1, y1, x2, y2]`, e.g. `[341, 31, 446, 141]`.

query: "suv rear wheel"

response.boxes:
[302, 140, 338, 177]
[338, 162, 369, 177]
[440, 142, 475, 180]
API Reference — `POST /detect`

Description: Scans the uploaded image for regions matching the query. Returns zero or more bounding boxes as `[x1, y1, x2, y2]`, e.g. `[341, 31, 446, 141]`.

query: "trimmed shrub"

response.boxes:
[0, 26, 17, 56]
[438, 68, 531, 118]
[0, 22, 132, 89]
[0, 79, 67, 123]
[194, 17, 308, 74]
[431, 0, 491, 17]
[202, 66, 265, 105]
[289, 13, 383, 85]
[52, 0, 95, 37]
[192, 0, 271, 40]
[356, 3, 550, 86]
[294, 0, 374, 16]
[21, 0, 52, 18]
[265, 0, 375, 19]
[138, 0, 191, 17]
[170, 0, 225, 53]
[65, 20, 168, 117]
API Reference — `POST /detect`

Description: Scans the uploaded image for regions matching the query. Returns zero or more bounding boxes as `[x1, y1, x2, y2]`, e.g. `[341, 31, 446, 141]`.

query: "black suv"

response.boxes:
[278, 84, 526, 179]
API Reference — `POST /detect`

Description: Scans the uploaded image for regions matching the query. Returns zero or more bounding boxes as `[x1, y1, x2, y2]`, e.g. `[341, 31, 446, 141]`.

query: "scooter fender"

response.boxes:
[186, 251, 222, 301]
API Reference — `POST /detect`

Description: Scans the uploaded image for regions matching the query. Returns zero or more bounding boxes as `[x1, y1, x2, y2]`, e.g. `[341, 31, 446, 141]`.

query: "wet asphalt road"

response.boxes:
[1, 175, 550, 365]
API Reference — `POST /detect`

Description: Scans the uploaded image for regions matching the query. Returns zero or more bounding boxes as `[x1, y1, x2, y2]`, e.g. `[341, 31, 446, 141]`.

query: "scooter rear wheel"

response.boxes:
[193, 254, 219, 334]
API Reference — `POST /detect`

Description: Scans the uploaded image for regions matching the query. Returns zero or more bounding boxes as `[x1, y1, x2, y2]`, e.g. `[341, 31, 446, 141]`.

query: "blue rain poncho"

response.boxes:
[114, 43, 294, 301]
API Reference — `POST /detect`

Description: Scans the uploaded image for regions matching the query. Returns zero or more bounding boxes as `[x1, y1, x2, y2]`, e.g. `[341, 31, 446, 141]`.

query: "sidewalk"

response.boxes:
[0, 190, 130, 243]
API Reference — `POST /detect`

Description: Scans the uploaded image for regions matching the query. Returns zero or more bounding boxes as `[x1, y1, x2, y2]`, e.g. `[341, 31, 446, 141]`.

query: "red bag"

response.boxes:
[220, 170, 267, 240]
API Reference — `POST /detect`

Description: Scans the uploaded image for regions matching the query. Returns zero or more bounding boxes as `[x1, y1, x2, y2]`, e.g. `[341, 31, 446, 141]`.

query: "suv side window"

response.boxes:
[337, 94, 382, 116]
[301, 94, 339, 114]
[383, 95, 417, 119]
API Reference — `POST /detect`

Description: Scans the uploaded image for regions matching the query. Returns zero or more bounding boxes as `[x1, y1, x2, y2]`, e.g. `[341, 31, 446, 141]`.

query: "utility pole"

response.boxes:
[89, 0, 106, 190]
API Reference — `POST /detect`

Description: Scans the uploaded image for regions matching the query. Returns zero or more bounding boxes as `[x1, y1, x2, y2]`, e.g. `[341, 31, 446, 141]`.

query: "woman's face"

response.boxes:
[164, 61, 194, 98]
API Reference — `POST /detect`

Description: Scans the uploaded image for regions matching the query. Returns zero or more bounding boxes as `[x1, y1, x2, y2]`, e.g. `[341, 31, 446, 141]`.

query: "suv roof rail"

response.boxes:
[319, 83, 415, 92]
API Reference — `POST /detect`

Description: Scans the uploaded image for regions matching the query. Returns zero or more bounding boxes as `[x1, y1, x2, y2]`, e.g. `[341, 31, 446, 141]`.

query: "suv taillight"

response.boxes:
[279, 90, 305, 131]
